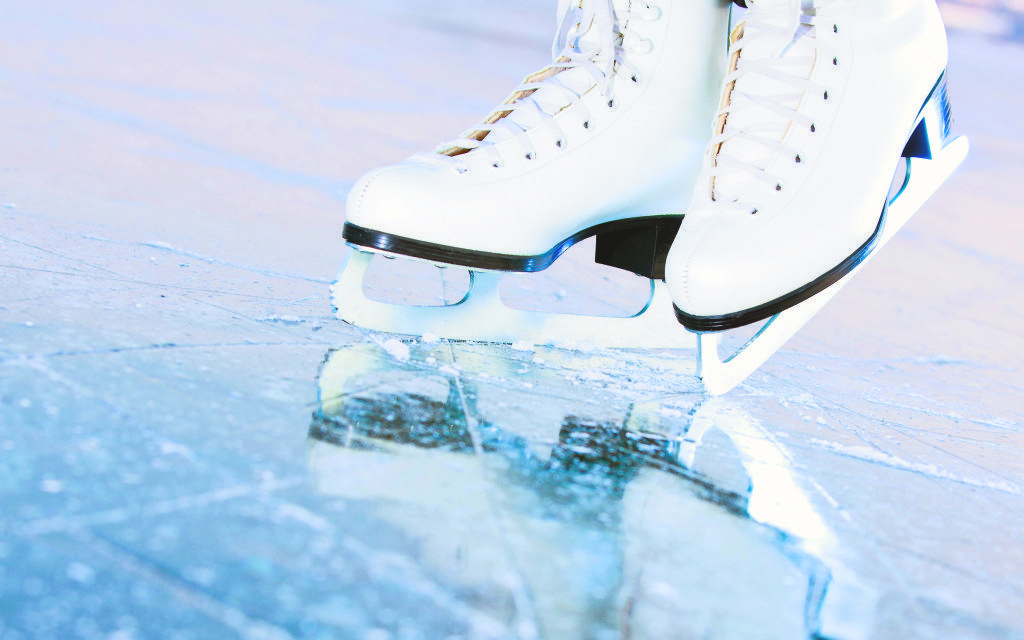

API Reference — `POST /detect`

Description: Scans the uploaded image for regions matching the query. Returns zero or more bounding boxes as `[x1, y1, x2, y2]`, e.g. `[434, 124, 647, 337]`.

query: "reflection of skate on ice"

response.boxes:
[666, 0, 969, 394]
[307, 342, 858, 639]
[333, 0, 728, 348]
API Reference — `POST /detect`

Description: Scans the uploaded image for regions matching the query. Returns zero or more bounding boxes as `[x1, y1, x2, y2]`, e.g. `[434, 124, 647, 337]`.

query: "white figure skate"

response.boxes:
[665, 0, 968, 394]
[334, 0, 730, 347]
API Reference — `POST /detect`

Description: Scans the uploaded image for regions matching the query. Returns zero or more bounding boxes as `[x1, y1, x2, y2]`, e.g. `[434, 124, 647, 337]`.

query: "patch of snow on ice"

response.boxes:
[143, 240, 178, 251]
[276, 503, 334, 532]
[160, 441, 197, 461]
[788, 393, 820, 408]
[380, 338, 410, 363]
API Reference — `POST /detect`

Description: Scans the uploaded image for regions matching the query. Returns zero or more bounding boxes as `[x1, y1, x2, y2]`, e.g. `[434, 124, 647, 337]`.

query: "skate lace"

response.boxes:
[414, 0, 659, 173]
[696, 0, 845, 215]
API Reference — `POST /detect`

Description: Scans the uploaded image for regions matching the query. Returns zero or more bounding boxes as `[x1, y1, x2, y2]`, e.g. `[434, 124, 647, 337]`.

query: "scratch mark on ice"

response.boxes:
[74, 528, 296, 640]
[809, 439, 1024, 496]
[18, 477, 305, 536]
[142, 241, 330, 284]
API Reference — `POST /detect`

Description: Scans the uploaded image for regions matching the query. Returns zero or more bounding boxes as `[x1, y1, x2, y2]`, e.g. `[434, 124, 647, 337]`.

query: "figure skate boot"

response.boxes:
[335, 0, 730, 347]
[665, 0, 969, 394]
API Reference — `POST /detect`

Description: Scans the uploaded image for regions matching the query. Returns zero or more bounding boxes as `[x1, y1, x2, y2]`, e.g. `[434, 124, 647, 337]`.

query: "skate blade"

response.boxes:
[697, 135, 970, 396]
[332, 250, 697, 350]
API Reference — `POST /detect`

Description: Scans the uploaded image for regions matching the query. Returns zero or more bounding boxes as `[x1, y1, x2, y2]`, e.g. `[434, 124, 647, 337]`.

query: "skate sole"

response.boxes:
[675, 71, 955, 333]
[343, 215, 682, 280]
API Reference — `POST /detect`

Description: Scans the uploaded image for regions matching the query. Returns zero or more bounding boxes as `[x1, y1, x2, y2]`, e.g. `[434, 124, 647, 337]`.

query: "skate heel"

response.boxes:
[902, 71, 954, 160]
[594, 216, 683, 280]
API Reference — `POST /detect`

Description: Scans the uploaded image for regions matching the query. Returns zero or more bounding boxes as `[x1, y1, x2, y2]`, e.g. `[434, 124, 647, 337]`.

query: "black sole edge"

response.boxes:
[674, 204, 886, 333]
[343, 216, 684, 277]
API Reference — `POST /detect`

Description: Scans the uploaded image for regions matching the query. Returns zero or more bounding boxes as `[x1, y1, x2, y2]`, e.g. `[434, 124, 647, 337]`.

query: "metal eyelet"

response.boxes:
[555, 139, 565, 149]
[525, 152, 535, 161]
[775, 183, 784, 192]
[823, 90, 830, 101]
[633, 38, 654, 55]
[833, 56, 839, 66]
[607, 98, 616, 109]
[582, 120, 590, 129]
[794, 154, 803, 164]
[641, 4, 662, 20]
[810, 123, 817, 133]
[492, 160, 504, 169]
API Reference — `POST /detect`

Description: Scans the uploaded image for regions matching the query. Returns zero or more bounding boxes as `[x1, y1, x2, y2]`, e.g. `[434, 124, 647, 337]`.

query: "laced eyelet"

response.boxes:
[833, 56, 839, 66]
[810, 123, 817, 133]
[750, 208, 759, 216]
[555, 139, 565, 149]
[833, 24, 839, 34]
[525, 152, 535, 161]
[794, 154, 803, 164]
[823, 90, 830, 101]
[607, 98, 617, 109]
[775, 183, 784, 192]
[631, 73, 641, 84]
[582, 120, 591, 129]
[492, 160, 504, 169]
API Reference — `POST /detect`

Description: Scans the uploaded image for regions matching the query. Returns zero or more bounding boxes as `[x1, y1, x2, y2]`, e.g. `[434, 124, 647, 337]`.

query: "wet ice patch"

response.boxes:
[183, 566, 217, 587]
[692, 399, 834, 554]
[159, 441, 197, 461]
[66, 562, 96, 585]
[40, 478, 64, 493]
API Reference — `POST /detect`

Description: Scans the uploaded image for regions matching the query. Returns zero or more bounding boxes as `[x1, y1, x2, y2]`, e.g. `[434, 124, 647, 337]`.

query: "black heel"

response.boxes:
[902, 71, 953, 160]
[594, 216, 682, 280]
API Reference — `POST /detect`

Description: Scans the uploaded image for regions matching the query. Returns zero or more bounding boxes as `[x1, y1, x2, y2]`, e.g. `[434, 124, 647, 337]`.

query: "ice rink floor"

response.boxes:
[2, 1, 1023, 638]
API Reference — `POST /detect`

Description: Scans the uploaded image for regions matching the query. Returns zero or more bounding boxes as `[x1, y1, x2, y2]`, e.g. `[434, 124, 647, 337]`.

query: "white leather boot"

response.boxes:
[345, 0, 730, 278]
[667, 0, 953, 330]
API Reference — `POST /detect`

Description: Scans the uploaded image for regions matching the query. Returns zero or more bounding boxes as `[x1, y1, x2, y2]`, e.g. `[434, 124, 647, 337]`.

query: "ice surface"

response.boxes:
[2, 1, 1023, 639]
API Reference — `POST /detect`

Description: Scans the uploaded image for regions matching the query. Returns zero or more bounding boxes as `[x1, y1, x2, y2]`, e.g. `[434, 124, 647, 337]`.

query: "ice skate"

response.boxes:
[665, 0, 969, 394]
[334, 0, 729, 347]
